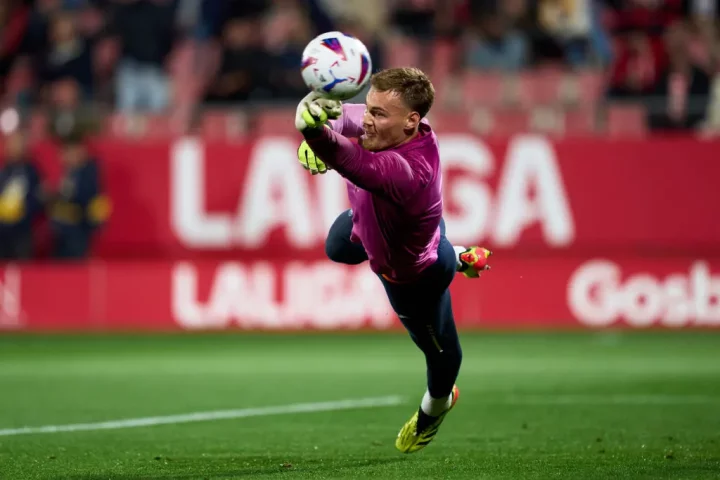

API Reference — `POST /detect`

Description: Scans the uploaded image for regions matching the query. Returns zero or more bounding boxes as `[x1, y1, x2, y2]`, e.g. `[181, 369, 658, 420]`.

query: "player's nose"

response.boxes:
[362, 109, 373, 125]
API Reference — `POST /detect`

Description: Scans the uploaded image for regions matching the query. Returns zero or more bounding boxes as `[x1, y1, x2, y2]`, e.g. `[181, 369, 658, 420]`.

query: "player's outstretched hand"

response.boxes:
[295, 92, 342, 133]
[298, 140, 330, 175]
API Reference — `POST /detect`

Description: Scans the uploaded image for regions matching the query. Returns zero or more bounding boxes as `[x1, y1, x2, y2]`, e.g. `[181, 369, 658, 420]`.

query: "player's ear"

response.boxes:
[405, 111, 421, 130]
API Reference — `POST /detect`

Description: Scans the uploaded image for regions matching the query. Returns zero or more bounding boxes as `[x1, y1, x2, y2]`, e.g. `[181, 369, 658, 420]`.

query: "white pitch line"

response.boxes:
[0, 395, 405, 437]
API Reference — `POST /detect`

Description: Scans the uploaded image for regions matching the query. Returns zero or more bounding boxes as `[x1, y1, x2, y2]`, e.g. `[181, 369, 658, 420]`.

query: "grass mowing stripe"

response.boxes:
[0, 395, 405, 437]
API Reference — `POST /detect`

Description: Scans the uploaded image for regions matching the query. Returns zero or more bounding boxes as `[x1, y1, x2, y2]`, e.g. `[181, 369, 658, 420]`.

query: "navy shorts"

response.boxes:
[325, 210, 461, 362]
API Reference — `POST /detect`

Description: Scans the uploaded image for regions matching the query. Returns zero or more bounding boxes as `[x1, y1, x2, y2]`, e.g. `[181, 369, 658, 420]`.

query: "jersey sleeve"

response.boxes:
[329, 103, 365, 139]
[304, 126, 430, 204]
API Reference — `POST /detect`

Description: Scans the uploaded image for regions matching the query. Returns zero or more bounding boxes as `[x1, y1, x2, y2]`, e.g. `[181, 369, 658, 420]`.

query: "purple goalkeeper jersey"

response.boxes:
[305, 103, 442, 282]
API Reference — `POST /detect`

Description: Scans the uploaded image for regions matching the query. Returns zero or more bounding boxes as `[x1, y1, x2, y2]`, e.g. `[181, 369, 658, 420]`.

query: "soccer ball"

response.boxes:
[300, 32, 372, 101]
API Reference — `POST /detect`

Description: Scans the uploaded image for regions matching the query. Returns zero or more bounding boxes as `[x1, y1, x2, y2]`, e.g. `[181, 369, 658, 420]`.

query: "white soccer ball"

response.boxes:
[300, 32, 372, 101]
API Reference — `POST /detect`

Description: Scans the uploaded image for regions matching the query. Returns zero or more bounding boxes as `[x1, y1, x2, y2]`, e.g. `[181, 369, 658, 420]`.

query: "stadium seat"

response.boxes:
[200, 111, 250, 140]
[461, 72, 511, 107]
[471, 108, 530, 137]
[106, 113, 176, 138]
[518, 68, 565, 106]
[429, 39, 457, 88]
[606, 104, 648, 138]
[425, 111, 472, 133]
[562, 108, 598, 137]
[254, 108, 297, 136]
[384, 36, 422, 69]
[560, 71, 606, 107]
[528, 107, 566, 135]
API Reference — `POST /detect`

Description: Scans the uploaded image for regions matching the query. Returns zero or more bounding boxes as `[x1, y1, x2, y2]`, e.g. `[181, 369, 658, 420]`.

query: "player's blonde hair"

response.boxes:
[370, 67, 435, 118]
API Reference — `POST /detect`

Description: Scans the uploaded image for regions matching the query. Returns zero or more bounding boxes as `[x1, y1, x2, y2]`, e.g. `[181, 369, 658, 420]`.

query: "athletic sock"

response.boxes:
[421, 389, 452, 416]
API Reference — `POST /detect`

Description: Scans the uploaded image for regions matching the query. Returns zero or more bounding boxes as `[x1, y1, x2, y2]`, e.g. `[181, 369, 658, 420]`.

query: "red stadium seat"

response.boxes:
[472, 109, 530, 137]
[254, 108, 297, 136]
[559, 71, 606, 107]
[528, 107, 566, 135]
[384, 37, 422, 69]
[105, 113, 177, 138]
[517, 68, 565, 106]
[425, 110, 472, 133]
[607, 104, 648, 138]
[461, 72, 510, 107]
[429, 39, 457, 88]
[575, 71, 607, 104]
[200, 111, 250, 140]
[562, 108, 598, 137]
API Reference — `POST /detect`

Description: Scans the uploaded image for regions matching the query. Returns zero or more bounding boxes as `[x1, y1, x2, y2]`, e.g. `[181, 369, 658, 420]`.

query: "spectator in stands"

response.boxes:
[607, 28, 661, 99]
[684, 3, 720, 73]
[315, 0, 386, 36]
[195, 0, 272, 40]
[109, 0, 178, 113]
[0, 1, 31, 98]
[532, 0, 595, 67]
[389, 0, 439, 71]
[390, 0, 437, 39]
[335, 15, 385, 102]
[0, 128, 42, 260]
[647, 20, 711, 130]
[47, 136, 109, 259]
[463, 1, 529, 71]
[35, 10, 94, 100]
[47, 78, 99, 142]
[264, 0, 314, 100]
[603, 0, 683, 36]
[204, 16, 274, 104]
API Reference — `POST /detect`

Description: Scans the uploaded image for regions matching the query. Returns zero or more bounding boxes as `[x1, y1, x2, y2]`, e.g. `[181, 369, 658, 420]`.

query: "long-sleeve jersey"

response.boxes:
[305, 104, 443, 282]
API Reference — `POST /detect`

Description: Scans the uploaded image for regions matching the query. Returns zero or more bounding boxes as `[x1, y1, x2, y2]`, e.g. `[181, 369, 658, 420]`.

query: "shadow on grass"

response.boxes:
[58, 454, 409, 479]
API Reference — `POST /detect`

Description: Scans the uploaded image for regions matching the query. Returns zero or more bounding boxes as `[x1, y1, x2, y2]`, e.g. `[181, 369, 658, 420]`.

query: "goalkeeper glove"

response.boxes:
[294, 92, 342, 133]
[298, 140, 329, 175]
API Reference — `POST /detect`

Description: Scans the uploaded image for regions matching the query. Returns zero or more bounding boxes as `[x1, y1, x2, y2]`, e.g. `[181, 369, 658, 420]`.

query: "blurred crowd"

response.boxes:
[0, 126, 109, 261]
[0, 0, 719, 261]
[0, 0, 718, 132]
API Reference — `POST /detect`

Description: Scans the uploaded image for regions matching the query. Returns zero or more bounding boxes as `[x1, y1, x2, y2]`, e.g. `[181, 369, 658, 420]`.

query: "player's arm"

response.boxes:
[303, 126, 424, 203]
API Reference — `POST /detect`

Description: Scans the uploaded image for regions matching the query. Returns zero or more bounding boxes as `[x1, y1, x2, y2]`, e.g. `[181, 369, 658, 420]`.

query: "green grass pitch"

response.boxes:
[0, 331, 719, 479]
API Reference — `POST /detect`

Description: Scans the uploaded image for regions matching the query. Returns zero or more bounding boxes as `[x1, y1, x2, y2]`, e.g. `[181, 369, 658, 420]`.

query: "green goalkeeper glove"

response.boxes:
[294, 92, 342, 133]
[298, 140, 330, 175]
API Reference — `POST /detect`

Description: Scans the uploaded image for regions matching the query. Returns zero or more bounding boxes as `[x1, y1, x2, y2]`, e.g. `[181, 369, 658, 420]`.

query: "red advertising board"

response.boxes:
[1, 257, 718, 332]
[28, 135, 720, 259]
[3, 134, 719, 331]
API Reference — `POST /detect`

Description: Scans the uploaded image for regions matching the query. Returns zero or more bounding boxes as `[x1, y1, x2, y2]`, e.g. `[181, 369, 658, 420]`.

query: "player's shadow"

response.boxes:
[59, 455, 409, 479]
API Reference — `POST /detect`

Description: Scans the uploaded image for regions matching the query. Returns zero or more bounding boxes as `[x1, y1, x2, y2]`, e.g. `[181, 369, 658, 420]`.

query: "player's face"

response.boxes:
[361, 88, 419, 152]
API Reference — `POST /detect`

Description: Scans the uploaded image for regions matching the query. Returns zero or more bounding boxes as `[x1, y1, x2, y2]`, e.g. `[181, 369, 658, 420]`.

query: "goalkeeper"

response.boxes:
[295, 67, 492, 453]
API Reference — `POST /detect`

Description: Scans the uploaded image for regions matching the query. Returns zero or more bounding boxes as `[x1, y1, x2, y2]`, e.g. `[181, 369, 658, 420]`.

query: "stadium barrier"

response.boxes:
[0, 257, 719, 331]
[3, 133, 718, 331]
[29, 134, 720, 258]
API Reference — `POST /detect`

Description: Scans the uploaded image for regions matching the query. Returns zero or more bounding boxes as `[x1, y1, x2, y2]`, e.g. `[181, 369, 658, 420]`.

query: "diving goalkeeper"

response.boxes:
[294, 67, 492, 453]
